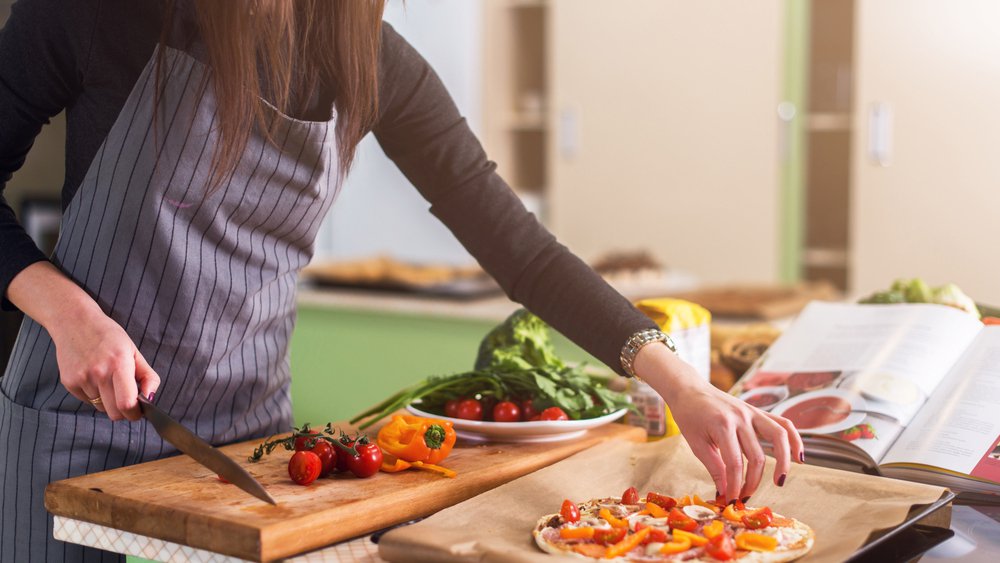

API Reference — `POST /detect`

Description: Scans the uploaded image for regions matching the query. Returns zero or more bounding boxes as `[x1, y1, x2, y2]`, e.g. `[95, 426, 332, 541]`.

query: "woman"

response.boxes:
[0, 1, 803, 560]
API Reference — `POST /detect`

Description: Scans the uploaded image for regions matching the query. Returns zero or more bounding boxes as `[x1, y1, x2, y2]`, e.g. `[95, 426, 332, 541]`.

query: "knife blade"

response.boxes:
[138, 395, 277, 505]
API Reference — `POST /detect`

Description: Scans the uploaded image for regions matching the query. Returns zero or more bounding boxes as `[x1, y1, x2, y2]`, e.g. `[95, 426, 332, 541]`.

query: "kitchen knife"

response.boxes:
[138, 395, 277, 505]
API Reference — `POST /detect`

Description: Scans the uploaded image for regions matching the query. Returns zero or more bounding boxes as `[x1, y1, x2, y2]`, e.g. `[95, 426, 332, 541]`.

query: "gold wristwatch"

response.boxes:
[620, 328, 677, 378]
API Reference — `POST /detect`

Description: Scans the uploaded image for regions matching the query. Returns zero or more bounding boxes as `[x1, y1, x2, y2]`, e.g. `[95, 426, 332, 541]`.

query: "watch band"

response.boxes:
[620, 328, 677, 378]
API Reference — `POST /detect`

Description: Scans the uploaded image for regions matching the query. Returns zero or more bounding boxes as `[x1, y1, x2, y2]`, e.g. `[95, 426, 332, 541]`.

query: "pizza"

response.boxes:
[533, 488, 814, 562]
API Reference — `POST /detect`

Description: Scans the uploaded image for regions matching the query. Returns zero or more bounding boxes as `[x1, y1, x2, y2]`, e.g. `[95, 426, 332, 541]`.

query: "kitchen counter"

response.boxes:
[295, 268, 700, 323]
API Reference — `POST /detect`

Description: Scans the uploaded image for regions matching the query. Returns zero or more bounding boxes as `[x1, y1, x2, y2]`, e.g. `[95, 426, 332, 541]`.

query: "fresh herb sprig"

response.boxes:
[248, 423, 361, 462]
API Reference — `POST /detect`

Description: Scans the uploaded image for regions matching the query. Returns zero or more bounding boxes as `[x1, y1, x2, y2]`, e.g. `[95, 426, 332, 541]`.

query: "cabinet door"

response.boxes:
[548, 0, 783, 283]
[852, 0, 1000, 303]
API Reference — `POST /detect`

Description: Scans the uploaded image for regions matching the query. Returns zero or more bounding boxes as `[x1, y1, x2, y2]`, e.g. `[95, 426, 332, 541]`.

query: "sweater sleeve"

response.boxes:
[0, 0, 96, 309]
[372, 23, 656, 376]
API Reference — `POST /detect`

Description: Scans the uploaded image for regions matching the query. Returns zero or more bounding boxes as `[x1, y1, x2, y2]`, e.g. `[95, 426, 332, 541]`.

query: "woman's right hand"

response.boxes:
[6, 261, 161, 421]
[48, 306, 160, 421]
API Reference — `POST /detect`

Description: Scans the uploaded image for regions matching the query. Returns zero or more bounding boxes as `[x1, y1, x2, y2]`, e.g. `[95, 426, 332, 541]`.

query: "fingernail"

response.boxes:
[715, 490, 721, 498]
[777, 473, 786, 487]
[799, 452, 805, 463]
[148, 392, 155, 402]
[727, 499, 738, 506]
[741, 496, 750, 504]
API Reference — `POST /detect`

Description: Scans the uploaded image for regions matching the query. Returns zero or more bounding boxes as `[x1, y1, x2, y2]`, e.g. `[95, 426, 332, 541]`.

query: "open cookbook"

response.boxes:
[730, 301, 1000, 503]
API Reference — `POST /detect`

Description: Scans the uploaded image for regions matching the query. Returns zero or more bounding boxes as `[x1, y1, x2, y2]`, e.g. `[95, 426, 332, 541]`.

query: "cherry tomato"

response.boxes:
[288, 451, 322, 485]
[741, 506, 774, 530]
[528, 414, 542, 421]
[345, 440, 383, 478]
[310, 440, 337, 477]
[621, 486, 639, 505]
[455, 399, 483, 421]
[492, 401, 521, 422]
[646, 492, 678, 510]
[704, 531, 735, 561]
[539, 407, 569, 421]
[294, 429, 320, 451]
[444, 399, 462, 419]
[667, 507, 698, 532]
[635, 524, 669, 544]
[520, 399, 538, 421]
[593, 527, 627, 545]
[560, 499, 580, 523]
[335, 436, 355, 473]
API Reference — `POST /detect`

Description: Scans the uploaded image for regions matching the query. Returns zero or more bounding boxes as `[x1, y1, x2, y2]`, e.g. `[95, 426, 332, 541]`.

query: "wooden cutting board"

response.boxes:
[674, 281, 840, 320]
[45, 418, 645, 561]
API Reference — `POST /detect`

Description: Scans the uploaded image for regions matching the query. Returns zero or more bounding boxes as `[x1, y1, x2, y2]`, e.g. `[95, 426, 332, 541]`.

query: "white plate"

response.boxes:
[770, 389, 867, 435]
[405, 405, 629, 443]
[738, 386, 789, 412]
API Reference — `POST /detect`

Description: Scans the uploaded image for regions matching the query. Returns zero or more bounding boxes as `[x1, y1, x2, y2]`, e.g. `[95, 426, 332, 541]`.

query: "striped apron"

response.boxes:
[0, 45, 339, 562]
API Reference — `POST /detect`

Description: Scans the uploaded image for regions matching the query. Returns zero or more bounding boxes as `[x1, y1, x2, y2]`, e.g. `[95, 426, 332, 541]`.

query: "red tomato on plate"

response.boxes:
[444, 399, 462, 418]
[520, 399, 538, 421]
[539, 407, 569, 421]
[455, 399, 483, 421]
[492, 401, 521, 422]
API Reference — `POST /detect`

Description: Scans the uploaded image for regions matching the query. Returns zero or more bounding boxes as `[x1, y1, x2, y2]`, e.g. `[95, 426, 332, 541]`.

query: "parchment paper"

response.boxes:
[379, 436, 949, 562]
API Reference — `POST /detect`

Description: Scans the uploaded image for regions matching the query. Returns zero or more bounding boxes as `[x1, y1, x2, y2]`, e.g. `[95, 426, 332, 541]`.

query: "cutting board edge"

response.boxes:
[45, 481, 266, 561]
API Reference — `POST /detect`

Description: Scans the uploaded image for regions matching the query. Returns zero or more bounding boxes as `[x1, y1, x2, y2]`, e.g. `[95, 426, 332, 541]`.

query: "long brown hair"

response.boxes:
[161, 1, 386, 188]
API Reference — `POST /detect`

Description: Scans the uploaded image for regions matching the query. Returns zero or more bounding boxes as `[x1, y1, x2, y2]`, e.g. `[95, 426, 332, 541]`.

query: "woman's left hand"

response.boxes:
[633, 343, 804, 503]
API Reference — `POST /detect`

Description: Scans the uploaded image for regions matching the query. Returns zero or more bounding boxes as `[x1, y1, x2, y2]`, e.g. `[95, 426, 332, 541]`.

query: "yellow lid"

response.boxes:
[635, 298, 711, 331]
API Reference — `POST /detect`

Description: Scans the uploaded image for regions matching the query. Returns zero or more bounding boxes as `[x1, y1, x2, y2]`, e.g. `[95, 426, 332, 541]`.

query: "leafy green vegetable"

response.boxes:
[860, 278, 980, 318]
[350, 309, 633, 429]
[474, 309, 564, 371]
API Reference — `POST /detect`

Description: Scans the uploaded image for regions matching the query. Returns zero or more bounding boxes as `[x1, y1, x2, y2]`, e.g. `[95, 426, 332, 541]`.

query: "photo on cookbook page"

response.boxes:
[732, 302, 984, 462]
[739, 369, 899, 460]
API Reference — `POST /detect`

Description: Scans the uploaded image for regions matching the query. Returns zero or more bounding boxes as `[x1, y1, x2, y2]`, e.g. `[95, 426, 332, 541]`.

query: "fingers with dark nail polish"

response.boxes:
[777, 473, 786, 487]
[799, 451, 805, 463]
[741, 496, 750, 504]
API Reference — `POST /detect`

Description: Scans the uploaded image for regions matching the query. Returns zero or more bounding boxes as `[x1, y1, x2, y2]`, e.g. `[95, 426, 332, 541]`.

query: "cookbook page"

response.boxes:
[881, 326, 1000, 484]
[735, 302, 982, 462]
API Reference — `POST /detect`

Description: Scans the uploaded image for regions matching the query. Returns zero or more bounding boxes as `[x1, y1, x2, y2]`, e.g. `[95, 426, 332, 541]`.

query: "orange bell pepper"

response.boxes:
[599, 508, 629, 529]
[702, 520, 725, 539]
[693, 495, 720, 513]
[410, 461, 457, 478]
[735, 532, 778, 552]
[380, 453, 412, 473]
[671, 529, 708, 547]
[659, 535, 691, 554]
[559, 527, 595, 540]
[722, 503, 746, 523]
[606, 528, 650, 558]
[645, 502, 669, 519]
[377, 414, 456, 464]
